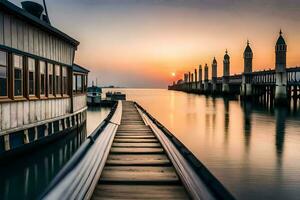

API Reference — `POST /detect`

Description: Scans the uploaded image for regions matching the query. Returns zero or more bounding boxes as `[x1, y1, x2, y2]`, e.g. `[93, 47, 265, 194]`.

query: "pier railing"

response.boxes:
[40, 101, 121, 200]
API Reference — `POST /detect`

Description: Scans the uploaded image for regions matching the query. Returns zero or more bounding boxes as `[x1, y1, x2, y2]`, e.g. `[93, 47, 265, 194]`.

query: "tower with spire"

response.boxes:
[198, 65, 203, 91]
[194, 68, 198, 89]
[204, 63, 209, 92]
[244, 40, 253, 73]
[212, 57, 218, 93]
[222, 50, 230, 93]
[275, 30, 287, 104]
[241, 40, 253, 97]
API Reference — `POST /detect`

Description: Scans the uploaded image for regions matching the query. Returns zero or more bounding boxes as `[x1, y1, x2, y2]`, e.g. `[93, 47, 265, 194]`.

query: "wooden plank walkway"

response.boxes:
[91, 101, 190, 199]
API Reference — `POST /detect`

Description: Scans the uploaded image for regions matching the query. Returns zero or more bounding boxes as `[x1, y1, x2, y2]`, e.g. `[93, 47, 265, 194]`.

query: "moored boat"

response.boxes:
[87, 85, 102, 106]
[105, 91, 126, 100]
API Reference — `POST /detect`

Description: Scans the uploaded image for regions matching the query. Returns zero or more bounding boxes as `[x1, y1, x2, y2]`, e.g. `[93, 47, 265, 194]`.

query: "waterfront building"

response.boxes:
[0, 1, 88, 158]
[241, 40, 253, 97]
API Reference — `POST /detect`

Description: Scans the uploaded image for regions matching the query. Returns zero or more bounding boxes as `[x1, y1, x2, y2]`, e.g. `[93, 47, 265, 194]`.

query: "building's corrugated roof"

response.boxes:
[1, 0, 79, 47]
[73, 64, 90, 74]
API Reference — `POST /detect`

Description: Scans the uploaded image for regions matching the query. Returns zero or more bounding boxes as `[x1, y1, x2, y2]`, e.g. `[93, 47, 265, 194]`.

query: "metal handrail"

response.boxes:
[39, 101, 121, 200]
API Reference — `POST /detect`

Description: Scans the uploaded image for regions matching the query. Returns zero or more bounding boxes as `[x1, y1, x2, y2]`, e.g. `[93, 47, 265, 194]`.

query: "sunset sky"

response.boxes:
[12, 0, 300, 88]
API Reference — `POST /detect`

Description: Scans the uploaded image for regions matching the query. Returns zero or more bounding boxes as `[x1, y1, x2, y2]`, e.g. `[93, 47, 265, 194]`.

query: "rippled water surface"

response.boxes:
[0, 107, 110, 200]
[104, 88, 300, 200]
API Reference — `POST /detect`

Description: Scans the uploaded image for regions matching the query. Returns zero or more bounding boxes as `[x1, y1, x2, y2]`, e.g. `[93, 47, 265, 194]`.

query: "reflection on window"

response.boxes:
[14, 55, 23, 96]
[40, 61, 46, 95]
[62, 66, 68, 95]
[77, 75, 82, 92]
[28, 58, 35, 96]
[48, 63, 53, 95]
[73, 75, 76, 93]
[55, 65, 61, 95]
[0, 51, 7, 97]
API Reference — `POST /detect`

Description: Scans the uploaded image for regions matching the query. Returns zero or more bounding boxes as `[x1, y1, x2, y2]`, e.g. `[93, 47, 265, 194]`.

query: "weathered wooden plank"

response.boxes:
[106, 154, 170, 166]
[112, 142, 161, 148]
[17, 101, 23, 127]
[2, 103, 10, 130]
[110, 147, 164, 154]
[29, 101, 35, 123]
[10, 102, 17, 128]
[115, 135, 156, 139]
[113, 138, 158, 143]
[99, 166, 179, 183]
[23, 101, 29, 125]
[116, 132, 153, 136]
[92, 185, 189, 200]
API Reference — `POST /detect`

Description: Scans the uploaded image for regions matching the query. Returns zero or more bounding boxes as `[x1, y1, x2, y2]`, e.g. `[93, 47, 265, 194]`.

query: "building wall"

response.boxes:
[0, 98, 71, 132]
[0, 10, 74, 66]
[73, 94, 87, 112]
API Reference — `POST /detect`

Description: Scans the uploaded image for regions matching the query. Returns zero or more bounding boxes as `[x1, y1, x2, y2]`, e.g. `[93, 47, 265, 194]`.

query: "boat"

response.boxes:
[87, 85, 102, 105]
[105, 91, 126, 100]
[0, 1, 89, 161]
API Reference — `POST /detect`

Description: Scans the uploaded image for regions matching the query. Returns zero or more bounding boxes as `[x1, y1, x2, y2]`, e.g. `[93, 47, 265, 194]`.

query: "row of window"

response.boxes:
[0, 50, 86, 99]
[73, 73, 87, 94]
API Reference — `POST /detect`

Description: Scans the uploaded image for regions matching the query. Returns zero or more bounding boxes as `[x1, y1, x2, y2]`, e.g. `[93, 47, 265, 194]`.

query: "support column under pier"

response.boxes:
[275, 72, 287, 105]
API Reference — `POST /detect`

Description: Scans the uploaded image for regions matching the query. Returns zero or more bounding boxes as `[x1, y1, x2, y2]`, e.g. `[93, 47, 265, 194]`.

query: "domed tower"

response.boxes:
[244, 40, 253, 73]
[212, 57, 218, 92]
[241, 40, 253, 97]
[275, 30, 287, 104]
[204, 63, 209, 92]
[194, 68, 198, 89]
[198, 65, 203, 91]
[276, 30, 287, 72]
[222, 50, 230, 93]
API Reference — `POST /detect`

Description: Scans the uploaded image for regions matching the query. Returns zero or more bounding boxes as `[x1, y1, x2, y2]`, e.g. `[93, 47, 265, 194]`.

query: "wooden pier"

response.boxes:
[41, 101, 234, 200]
[91, 101, 189, 199]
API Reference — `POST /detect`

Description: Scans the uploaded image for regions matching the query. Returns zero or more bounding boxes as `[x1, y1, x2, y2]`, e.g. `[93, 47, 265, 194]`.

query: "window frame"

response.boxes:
[13, 53, 24, 98]
[55, 64, 61, 97]
[0, 50, 8, 99]
[62, 66, 68, 96]
[27, 57, 36, 97]
[39, 60, 46, 97]
[47, 63, 54, 97]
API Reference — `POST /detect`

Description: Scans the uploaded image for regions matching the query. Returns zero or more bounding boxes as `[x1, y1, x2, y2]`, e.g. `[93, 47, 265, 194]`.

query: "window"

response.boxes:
[73, 74, 76, 93]
[55, 65, 61, 95]
[40, 61, 46, 95]
[83, 75, 87, 92]
[0, 51, 7, 97]
[14, 55, 23, 96]
[76, 75, 82, 93]
[28, 57, 35, 96]
[62, 66, 68, 95]
[48, 63, 53, 95]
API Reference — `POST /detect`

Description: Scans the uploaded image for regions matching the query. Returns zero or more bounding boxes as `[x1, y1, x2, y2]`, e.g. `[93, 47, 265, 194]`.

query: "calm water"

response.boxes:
[104, 88, 300, 200]
[0, 107, 110, 200]
[1, 89, 300, 200]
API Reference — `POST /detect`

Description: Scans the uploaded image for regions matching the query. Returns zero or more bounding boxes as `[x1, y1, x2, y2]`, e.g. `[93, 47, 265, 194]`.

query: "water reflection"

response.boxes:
[223, 98, 230, 145]
[105, 88, 300, 200]
[86, 106, 111, 136]
[275, 107, 287, 168]
[0, 124, 87, 200]
[241, 101, 252, 152]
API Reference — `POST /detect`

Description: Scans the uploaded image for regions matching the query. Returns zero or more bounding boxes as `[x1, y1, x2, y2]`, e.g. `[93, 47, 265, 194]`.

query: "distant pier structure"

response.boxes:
[168, 31, 300, 107]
